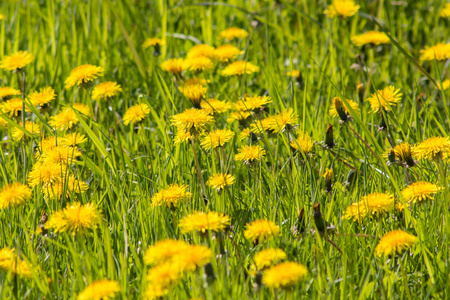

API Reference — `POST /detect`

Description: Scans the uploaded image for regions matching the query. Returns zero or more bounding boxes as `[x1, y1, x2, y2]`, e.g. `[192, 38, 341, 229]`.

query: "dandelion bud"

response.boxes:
[387, 149, 396, 166]
[203, 263, 216, 286]
[324, 124, 335, 149]
[357, 82, 364, 101]
[323, 168, 334, 193]
[297, 208, 305, 234]
[344, 169, 357, 191]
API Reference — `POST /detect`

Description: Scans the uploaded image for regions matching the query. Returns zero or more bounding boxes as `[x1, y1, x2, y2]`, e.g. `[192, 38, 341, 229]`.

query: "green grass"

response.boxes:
[1, 0, 450, 299]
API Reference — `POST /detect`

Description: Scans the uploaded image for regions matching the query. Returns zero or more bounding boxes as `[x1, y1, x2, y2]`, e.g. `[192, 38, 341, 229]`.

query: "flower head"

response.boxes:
[420, 43, 450, 61]
[187, 44, 215, 59]
[123, 103, 150, 125]
[0, 247, 32, 278]
[262, 262, 308, 288]
[440, 79, 450, 91]
[0, 87, 20, 99]
[235, 145, 266, 164]
[144, 239, 189, 266]
[329, 97, 359, 120]
[0, 182, 32, 209]
[28, 162, 64, 187]
[235, 95, 271, 111]
[1, 98, 26, 117]
[367, 86, 402, 113]
[343, 193, 395, 222]
[0, 51, 34, 71]
[252, 248, 287, 271]
[222, 61, 259, 76]
[250, 116, 274, 135]
[12, 121, 41, 141]
[92, 82, 122, 101]
[287, 70, 300, 78]
[413, 137, 450, 161]
[49, 109, 79, 131]
[324, 0, 360, 18]
[219, 27, 249, 40]
[77, 280, 120, 300]
[268, 108, 298, 133]
[183, 56, 214, 72]
[206, 173, 235, 191]
[146, 262, 182, 296]
[200, 129, 234, 150]
[62, 132, 88, 147]
[173, 130, 193, 145]
[43, 175, 88, 199]
[351, 31, 391, 47]
[29, 87, 56, 106]
[440, 3, 450, 17]
[402, 181, 441, 204]
[214, 45, 242, 62]
[290, 132, 314, 154]
[45, 202, 102, 234]
[40, 145, 82, 165]
[244, 219, 280, 243]
[179, 211, 230, 234]
[172, 245, 212, 272]
[143, 38, 165, 49]
[388, 142, 415, 167]
[161, 58, 185, 76]
[151, 184, 192, 209]
[200, 99, 231, 115]
[375, 230, 417, 257]
[65, 64, 104, 89]
[227, 111, 251, 123]
[171, 108, 214, 134]
[181, 84, 207, 107]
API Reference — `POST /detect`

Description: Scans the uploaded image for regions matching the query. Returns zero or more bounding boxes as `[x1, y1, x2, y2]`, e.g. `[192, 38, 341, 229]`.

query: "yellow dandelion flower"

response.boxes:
[367, 86, 402, 113]
[227, 111, 251, 123]
[323, 168, 334, 180]
[252, 248, 286, 271]
[441, 79, 450, 91]
[43, 176, 89, 199]
[413, 136, 450, 161]
[244, 219, 280, 243]
[343, 193, 395, 221]
[73, 103, 91, 116]
[386, 142, 415, 167]
[144, 239, 189, 266]
[187, 44, 215, 59]
[420, 43, 450, 61]
[250, 116, 274, 134]
[375, 230, 417, 257]
[351, 31, 391, 47]
[146, 262, 182, 293]
[222, 61, 259, 76]
[235, 145, 266, 164]
[290, 131, 314, 154]
[123, 103, 150, 125]
[238, 128, 252, 141]
[65, 64, 104, 89]
[1, 98, 27, 117]
[161, 58, 184, 76]
[49, 110, 79, 131]
[0, 117, 7, 128]
[143, 38, 165, 49]
[329, 97, 360, 119]
[262, 262, 308, 288]
[287, 70, 300, 78]
[200, 129, 234, 150]
[145, 282, 171, 300]
[0, 15, 3, 21]
[206, 173, 235, 191]
[172, 245, 212, 272]
[0, 51, 34, 71]
[440, 3, 450, 17]
[214, 45, 242, 62]
[183, 56, 214, 72]
[235, 95, 271, 112]
[0, 87, 20, 99]
[0, 248, 32, 278]
[28, 162, 64, 188]
[40, 145, 82, 165]
[171, 108, 214, 133]
[12, 121, 41, 141]
[45, 202, 102, 234]
[200, 98, 231, 115]
[0, 182, 32, 209]
[28, 87, 56, 106]
[91, 82, 122, 101]
[62, 132, 87, 147]
[324, 0, 360, 18]
[179, 211, 230, 234]
[182, 84, 207, 107]
[77, 279, 120, 300]
[173, 130, 193, 145]
[402, 181, 441, 204]
[219, 27, 249, 40]
[151, 184, 192, 208]
[269, 108, 298, 133]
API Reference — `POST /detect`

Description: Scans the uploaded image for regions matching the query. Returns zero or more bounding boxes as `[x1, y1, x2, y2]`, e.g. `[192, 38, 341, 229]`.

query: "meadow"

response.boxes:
[1, 0, 450, 299]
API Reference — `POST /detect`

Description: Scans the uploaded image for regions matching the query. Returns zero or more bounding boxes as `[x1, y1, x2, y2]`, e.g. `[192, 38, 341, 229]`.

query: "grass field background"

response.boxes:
[1, 0, 450, 299]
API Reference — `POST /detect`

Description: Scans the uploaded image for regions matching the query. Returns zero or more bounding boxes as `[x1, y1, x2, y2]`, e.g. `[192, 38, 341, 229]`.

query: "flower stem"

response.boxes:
[346, 123, 381, 163]
[191, 136, 206, 198]
[17, 71, 26, 183]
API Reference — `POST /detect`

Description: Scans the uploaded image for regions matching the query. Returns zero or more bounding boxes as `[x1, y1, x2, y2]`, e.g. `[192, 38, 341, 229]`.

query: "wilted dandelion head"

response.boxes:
[351, 31, 391, 47]
[65, 64, 104, 89]
[161, 58, 185, 76]
[375, 230, 417, 257]
[200, 98, 231, 115]
[12, 121, 41, 141]
[182, 84, 207, 107]
[252, 248, 287, 271]
[235, 145, 266, 164]
[0, 51, 34, 71]
[186, 44, 216, 59]
[413, 137, 450, 161]
[290, 131, 314, 154]
[401, 181, 441, 204]
[0, 182, 32, 209]
[92, 81, 122, 101]
[45, 202, 102, 234]
[244, 219, 280, 243]
[322, 168, 334, 180]
[183, 56, 214, 72]
[219, 27, 249, 40]
[77, 280, 120, 300]
[214, 44, 242, 62]
[200, 129, 234, 150]
[171, 108, 214, 134]
[179, 211, 230, 234]
[144, 239, 189, 266]
[0, 87, 20, 99]
[367, 86, 402, 113]
[171, 245, 212, 272]
[123, 103, 150, 125]
[29, 87, 56, 106]
[329, 97, 359, 120]
[0, 247, 32, 278]
[324, 0, 360, 19]
[143, 38, 165, 49]
[262, 262, 308, 288]
[420, 43, 450, 61]
[222, 61, 259, 76]
[206, 173, 235, 191]
[151, 184, 192, 209]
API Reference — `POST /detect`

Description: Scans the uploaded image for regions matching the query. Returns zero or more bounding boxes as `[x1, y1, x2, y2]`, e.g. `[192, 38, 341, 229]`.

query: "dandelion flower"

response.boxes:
[187, 44, 215, 59]
[351, 31, 391, 47]
[222, 61, 259, 76]
[143, 38, 165, 49]
[77, 280, 120, 300]
[45, 202, 102, 234]
[1, 98, 26, 117]
[375, 230, 417, 257]
[65, 64, 104, 89]
[40, 145, 82, 165]
[290, 132, 314, 154]
[12, 121, 41, 141]
[183, 56, 214, 72]
[367, 86, 402, 113]
[287, 70, 300, 78]
[161, 58, 184, 76]
[43, 176, 89, 199]
[179, 211, 230, 234]
[29, 87, 56, 106]
[0, 248, 32, 278]
[172, 245, 212, 272]
[262, 262, 308, 288]
[144, 239, 189, 266]
[420, 43, 450, 61]
[402, 181, 441, 204]
[92, 82, 122, 101]
[235, 95, 271, 112]
[200, 129, 234, 150]
[387, 142, 415, 167]
[0, 51, 34, 71]
[146, 262, 182, 293]
[244, 219, 280, 243]
[0, 182, 32, 209]
[235, 145, 266, 164]
[173, 130, 193, 145]
[171, 108, 214, 134]
[440, 3, 450, 17]
[269, 108, 298, 133]
[182, 84, 207, 107]
[324, 0, 360, 18]
[123, 103, 150, 125]
[238, 128, 252, 141]
[252, 248, 286, 271]
[227, 111, 251, 123]
[151, 184, 192, 209]
[0, 87, 20, 99]
[214, 45, 242, 62]
[440, 79, 450, 91]
[219, 27, 249, 40]
[62, 133, 87, 147]
[49, 109, 79, 131]
[250, 116, 274, 134]
[28, 162, 64, 187]
[413, 137, 450, 161]
[206, 173, 235, 191]
[343, 193, 395, 221]
[329, 97, 359, 119]
[200, 99, 231, 115]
